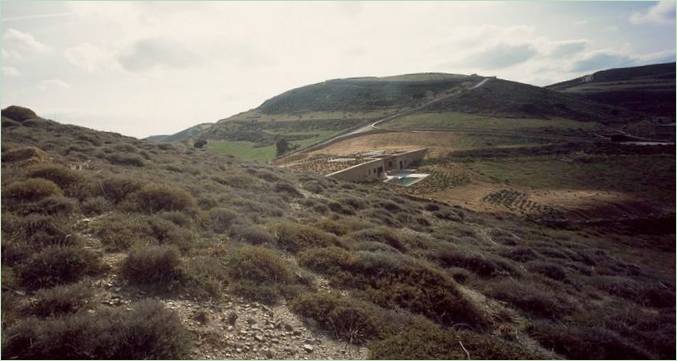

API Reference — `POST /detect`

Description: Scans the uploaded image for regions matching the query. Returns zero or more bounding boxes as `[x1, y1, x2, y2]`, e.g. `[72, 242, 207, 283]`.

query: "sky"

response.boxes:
[1, 1, 675, 138]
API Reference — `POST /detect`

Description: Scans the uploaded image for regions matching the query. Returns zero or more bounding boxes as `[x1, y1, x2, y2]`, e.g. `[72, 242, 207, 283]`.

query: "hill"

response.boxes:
[145, 122, 214, 144]
[2, 105, 675, 359]
[170, 71, 636, 162]
[547, 62, 676, 119]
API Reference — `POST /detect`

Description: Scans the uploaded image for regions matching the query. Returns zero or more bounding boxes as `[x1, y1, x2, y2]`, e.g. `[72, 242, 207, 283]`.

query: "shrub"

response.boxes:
[290, 293, 384, 344]
[30, 196, 78, 216]
[30, 282, 95, 317]
[371, 326, 543, 359]
[300, 248, 487, 329]
[145, 216, 193, 252]
[226, 246, 296, 304]
[99, 176, 143, 204]
[429, 246, 514, 277]
[348, 227, 407, 252]
[80, 196, 110, 215]
[209, 207, 237, 233]
[89, 213, 153, 251]
[1, 146, 48, 163]
[271, 221, 344, 253]
[128, 184, 196, 213]
[2, 105, 36, 121]
[229, 224, 275, 245]
[528, 321, 651, 359]
[17, 213, 82, 247]
[3, 178, 62, 203]
[500, 247, 539, 262]
[159, 211, 193, 228]
[18, 246, 103, 289]
[527, 261, 567, 281]
[121, 246, 183, 287]
[3, 299, 191, 359]
[106, 152, 145, 166]
[314, 217, 372, 236]
[184, 256, 228, 297]
[484, 278, 573, 319]
[26, 164, 84, 189]
[273, 182, 303, 197]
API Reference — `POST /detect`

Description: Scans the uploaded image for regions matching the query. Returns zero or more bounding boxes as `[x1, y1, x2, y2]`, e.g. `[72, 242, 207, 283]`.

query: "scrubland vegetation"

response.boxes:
[1, 106, 674, 359]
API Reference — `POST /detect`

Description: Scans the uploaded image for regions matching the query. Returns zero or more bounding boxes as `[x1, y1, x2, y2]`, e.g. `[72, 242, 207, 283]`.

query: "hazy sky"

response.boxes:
[1, 1, 675, 138]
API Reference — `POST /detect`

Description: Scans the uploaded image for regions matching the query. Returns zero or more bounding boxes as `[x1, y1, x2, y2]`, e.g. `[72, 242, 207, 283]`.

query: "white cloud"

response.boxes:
[2, 66, 21, 77]
[117, 37, 199, 72]
[1, 48, 22, 61]
[630, 1, 675, 24]
[3, 28, 50, 53]
[38, 79, 71, 91]
[65, 43, 117, 72]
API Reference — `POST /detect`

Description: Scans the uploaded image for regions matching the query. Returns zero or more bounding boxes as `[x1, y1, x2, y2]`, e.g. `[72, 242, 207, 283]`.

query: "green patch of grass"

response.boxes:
[385, 112, 597, 131]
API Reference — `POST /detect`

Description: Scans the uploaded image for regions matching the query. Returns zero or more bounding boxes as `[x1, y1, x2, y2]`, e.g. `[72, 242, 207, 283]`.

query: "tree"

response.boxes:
[275, 138, 289, 156]
[194, 139, 207, 149]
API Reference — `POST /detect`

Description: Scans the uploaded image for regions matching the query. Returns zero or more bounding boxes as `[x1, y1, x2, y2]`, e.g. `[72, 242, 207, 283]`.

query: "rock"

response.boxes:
[284, 323, 294, 332]
[227, 325, 234, 331]
[264, 350, 274, 359]
[246, 317, 256, 325]
[226, 311, 238, 325]
[303, 344, 314, 353]
[293, 330, 302, 336]
[254, 335, 264, 342]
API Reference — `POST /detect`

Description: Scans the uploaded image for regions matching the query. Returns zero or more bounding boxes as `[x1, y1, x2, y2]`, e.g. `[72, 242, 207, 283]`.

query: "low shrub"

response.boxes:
[371, 326, 543, 359]
[80, 196, 110, 215]
[1, 146, 47, 163]
[30, 196, 78, 216]
[3, 178, 63, 203]
[500, 247, 539, 262]
[3, 299, 191, 359]
[429, 246, 515, 277]
[17, 213, 82, 247]
[527, 261, 567, 281]
[347, 227, 407, 252]
[18, 246, 104, 289]
[159, 211, 193, 228]
[121, 246, 182, 287]
[209, 207, 237, 233]
[592, 275, 675, 308]
[270, 221, 344, 253]
[314, 217, 372, 236]
[99, 176, 143, 204]
[225, 246, 296, 304]
[30, 282, 95, 317]
[184, 256, 228, 297]
[528, 321, 651, 359]
[484, 278, 573, 319]
[127, 184, 196, 213]
[2, 105, 37, 121]
[290, 293, 384, 344]
[229, 224, 275, 245]
[27, 164, 84, 189]
[273, 182, 303, 198]
[106, 152, 145, 166]
[299, 248, 487, 329]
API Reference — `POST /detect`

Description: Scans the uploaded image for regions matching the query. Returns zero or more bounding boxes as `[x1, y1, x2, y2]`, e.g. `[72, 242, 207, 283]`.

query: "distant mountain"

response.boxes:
[145, 122, 213, 143]
[547, 62, 675, 119]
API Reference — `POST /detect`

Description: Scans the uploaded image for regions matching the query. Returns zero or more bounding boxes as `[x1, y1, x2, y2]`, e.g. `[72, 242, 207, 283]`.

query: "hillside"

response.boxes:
[2, 105, 674, 359]
[163, 71, 637, 162]
[145, 122, 214, 144]
[547, 62, 676, 119]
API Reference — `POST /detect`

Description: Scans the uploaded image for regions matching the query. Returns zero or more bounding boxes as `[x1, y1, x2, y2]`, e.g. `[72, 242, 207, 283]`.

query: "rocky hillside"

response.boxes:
[1, 106, 674, 359]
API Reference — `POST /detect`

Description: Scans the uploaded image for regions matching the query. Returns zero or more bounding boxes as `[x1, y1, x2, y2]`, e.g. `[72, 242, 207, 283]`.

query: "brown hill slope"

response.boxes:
[1, 106, 674, 359]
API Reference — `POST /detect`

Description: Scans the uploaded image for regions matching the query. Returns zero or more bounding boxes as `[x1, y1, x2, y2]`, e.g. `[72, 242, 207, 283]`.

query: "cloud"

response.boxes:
[3, 28, 50, 54]
[2, 66, 20, 77]
[65, 43, 117, 72]
[117, 38, 199, 72]
[630, 0, 675, 24]
[38, 79, 71, 91]
[463, 43, 538, 69]
[548, 40, 588, 58]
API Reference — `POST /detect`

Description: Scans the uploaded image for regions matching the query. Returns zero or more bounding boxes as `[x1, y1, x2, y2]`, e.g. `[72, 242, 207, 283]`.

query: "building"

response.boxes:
[326, 148, 427, 182]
